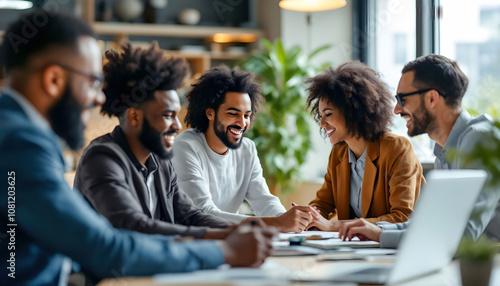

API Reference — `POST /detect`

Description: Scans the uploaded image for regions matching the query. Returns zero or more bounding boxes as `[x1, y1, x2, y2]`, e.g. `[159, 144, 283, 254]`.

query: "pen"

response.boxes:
[241, 220, 257, 233]
[292, 202, 321, 213]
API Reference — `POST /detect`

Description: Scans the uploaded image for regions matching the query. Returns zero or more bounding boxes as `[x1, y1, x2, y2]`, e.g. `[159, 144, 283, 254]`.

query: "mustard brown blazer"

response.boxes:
[309, 132, 424, 224]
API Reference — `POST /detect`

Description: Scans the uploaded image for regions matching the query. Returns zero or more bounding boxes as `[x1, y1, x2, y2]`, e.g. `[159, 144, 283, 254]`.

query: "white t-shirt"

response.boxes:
[171, 129, 286, 223]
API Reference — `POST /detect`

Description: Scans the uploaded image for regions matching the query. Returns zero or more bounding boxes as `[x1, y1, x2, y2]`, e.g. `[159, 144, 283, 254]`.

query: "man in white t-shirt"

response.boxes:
[171, 66, 317, 232]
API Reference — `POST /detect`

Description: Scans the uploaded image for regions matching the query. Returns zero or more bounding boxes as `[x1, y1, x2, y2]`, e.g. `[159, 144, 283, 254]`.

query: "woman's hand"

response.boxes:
[338, 218, 382, 242]
[305, 215, 351, 231]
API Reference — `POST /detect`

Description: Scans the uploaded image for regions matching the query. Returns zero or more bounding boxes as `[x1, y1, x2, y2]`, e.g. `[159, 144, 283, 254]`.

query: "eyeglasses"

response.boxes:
[57, 64, 104, 90]
[395, 88, 446, 107]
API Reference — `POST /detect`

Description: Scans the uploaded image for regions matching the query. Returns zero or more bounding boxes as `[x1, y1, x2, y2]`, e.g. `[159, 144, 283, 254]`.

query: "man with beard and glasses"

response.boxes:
[0, 11, 275, 285]
[171, 66, 319, 233]
[338, 54, 500, 248]
[74, 42, 238, 240]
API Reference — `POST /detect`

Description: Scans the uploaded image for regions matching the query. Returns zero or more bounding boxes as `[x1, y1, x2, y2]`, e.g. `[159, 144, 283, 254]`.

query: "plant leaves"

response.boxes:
[261, 38, 274, 52]
[240, 37, 330, 194]
[308, 44, 331, 60]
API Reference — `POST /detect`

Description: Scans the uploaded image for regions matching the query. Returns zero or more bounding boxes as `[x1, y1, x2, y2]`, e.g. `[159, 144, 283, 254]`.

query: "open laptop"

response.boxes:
[293, 169, 488, 285]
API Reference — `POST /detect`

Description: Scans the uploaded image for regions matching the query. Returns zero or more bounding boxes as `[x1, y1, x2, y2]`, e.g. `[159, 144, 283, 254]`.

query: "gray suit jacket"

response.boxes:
[74, 126, 228, 238]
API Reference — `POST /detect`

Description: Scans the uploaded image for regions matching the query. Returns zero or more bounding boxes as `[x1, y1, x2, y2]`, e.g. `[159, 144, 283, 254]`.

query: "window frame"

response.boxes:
[352, 0, 441, 62]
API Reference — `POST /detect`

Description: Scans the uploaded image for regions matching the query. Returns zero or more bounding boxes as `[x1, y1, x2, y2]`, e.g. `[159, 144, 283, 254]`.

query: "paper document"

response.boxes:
[276, 231, 379, 249]
[272, 240, 324, 256]
[277, 231, 338, 241]
[301, 237, 380, 249]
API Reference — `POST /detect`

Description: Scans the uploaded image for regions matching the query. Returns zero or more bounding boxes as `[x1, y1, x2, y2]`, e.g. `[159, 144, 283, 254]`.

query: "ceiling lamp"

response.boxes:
[279, 0, 346, 12]
[0, 0, 33, 10]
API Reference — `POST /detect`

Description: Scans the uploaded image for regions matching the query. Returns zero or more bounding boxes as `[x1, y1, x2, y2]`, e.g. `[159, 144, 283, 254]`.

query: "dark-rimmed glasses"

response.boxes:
[58, 64, 104, 90]
[395, 88, 446, 107]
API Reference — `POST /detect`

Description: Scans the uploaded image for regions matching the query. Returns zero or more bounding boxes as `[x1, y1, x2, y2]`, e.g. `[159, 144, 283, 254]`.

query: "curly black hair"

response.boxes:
[184, 65, 262, 133]
[306, 61, 394, 142]
[101, 41, 189, 117]
[402, 54, 468, 108]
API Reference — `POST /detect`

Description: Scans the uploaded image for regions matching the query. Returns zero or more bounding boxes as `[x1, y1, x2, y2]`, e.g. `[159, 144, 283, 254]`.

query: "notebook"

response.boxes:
[301, 237, 379, 249]
[292, 169, 487, 285]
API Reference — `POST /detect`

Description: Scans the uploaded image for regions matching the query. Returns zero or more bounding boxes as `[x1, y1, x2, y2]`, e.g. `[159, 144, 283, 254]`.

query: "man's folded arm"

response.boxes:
[171, 184, 230, 228]
[76, 147, 213, 238]
[244, 141, 286, 217]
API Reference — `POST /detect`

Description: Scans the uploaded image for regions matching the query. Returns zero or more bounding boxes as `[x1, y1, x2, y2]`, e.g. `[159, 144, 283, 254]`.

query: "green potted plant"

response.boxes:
[456, 236, 498, 286]
[240, 38, 330, 194]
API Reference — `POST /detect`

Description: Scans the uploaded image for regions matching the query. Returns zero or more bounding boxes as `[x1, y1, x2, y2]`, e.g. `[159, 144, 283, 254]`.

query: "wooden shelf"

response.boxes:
[210, 52, 249, 60]
[92, 22, 264, 39]
[162, 51, 248, 74]
[79, 0, 260, 74]
[166, 50, 248, 60]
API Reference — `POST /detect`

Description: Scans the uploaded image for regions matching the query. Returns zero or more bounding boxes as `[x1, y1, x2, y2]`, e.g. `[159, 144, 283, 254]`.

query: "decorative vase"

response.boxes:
[178, 8, 201, 25]
[97, 0, 113, 22]
[144, 0, 168, 23]
[115, 0, 144, 22]
[460, 259, 493, 286]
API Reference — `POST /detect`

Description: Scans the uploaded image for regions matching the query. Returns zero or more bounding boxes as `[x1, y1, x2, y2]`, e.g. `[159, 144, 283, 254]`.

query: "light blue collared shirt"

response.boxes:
[348, 147, 367, 218]
[433, 110, 500, 241]
[2, 87, 71, 155]
[2, 87, 51, 132]
[434, 110, 493, 170]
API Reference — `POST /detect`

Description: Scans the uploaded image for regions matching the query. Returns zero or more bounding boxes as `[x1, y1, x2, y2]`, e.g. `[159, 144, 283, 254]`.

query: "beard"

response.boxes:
[139, 117, 175, 160]
[48, 85, 86, 151]
[213, 114, 246, 150]
[408, 98, 436, 137]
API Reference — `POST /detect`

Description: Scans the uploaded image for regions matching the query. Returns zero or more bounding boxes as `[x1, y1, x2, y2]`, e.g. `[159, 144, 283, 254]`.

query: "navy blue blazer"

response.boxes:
[0, 93, 224, 285]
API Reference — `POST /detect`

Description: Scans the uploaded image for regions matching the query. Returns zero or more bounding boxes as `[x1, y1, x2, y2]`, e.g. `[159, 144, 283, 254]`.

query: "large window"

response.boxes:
[439, 0, 500, 117]
[372, 0, 436, 162]
[364, 0, 500, 163]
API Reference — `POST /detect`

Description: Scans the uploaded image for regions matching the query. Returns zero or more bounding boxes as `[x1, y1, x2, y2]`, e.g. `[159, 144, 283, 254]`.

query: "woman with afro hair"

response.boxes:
[305, 62, 424, 231]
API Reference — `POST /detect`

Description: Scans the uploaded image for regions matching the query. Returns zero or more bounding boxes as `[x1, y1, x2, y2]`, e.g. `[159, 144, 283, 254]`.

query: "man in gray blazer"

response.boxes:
[74, 42, 234, 239]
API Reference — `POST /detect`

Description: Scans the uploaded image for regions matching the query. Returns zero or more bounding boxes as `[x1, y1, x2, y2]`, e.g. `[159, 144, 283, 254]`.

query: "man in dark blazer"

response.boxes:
[74, 42, 232, 239]
[0, 10, 274, 285]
